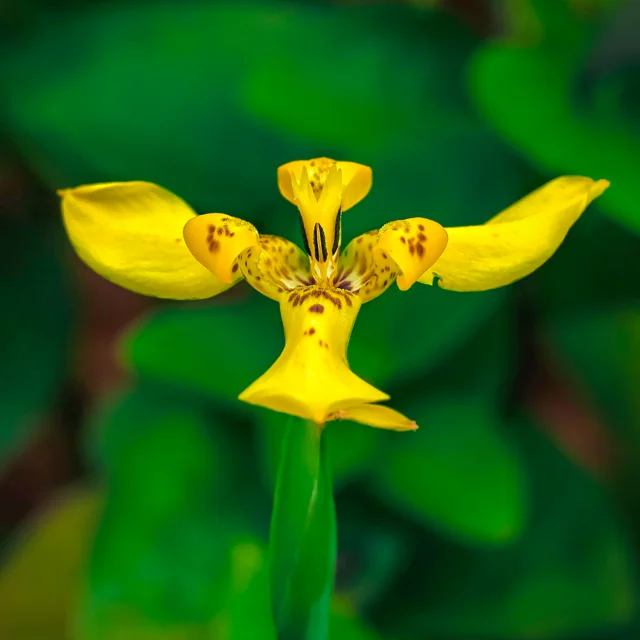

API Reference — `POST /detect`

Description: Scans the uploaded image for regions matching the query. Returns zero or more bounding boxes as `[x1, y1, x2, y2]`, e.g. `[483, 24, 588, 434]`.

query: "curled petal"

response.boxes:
[59, 182, 226, 299]
[328, 404, 418, 432]
[376, 218, 448, 291]
[239, 285, 388, 423]
[419, 177, 610, 292]
[278, 157, 372, 211]
[183, 213, 260, 285]
[335, 218, 447, 301]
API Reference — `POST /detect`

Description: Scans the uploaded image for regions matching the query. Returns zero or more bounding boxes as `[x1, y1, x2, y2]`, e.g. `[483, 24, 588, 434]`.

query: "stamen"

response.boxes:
[313, 223, 321, 262]
[318, 224, 328, 262]
[332, 208, 342, 256]
[299, 213, 311, 256]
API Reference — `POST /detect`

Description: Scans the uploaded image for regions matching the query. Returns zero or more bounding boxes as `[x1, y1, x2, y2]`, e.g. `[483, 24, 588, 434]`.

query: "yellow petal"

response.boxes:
[182, 213, 260, 284]
[59, 182, 226, 299]
[376, 218, 449, 291]
[239, 285, 388, 423]
[419, 177, 610, 292]
[289, 163, 344, 285]
[328, 404, 418, 432]
[336, 229, 398, 302]
[277, 157, 372, 211]
[237, 235, 312, 301]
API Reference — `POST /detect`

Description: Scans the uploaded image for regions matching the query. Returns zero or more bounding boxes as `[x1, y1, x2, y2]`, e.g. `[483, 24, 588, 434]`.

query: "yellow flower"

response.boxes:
[59, 158, 608, 430]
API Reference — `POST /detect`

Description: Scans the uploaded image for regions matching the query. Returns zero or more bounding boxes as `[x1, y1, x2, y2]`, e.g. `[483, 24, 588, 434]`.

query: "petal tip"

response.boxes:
[592, 179, 610, 198]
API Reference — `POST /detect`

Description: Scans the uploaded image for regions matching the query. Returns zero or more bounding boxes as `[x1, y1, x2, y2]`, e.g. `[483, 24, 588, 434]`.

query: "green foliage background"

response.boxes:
[0, 0, 639, 638]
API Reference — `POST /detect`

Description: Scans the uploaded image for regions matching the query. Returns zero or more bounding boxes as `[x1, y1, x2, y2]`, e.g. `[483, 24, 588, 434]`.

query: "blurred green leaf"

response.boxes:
[330, 605, 383, 640]
[385, 414, 636, 639]
[469, 6, 640, 233]
[269, 417, 336, 640]
[0, 218, 73, 467]
[373, 399, 527, 545]
[124, 294, 282, 406]
[371, 299, 524, 545]
[221, 539, 277, 640]
[0, 2, 477, 215]
[532, 210, 640, 314]
[547, 307, 640, 440]
[80, 387, 262, 639]
[0, 488, 102, 640]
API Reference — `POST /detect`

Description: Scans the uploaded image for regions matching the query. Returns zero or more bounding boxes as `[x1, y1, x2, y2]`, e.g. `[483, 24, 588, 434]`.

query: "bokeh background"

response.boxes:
[1, 0, 639, 638]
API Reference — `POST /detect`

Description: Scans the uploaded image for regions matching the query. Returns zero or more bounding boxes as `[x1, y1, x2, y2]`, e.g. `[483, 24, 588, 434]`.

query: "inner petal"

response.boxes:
[336, 229, 398, 303]
[238, 235, 313, 301]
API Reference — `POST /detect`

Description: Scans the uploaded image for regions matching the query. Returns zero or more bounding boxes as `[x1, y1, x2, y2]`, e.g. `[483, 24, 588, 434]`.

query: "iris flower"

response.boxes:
[59, 158, 608, 430]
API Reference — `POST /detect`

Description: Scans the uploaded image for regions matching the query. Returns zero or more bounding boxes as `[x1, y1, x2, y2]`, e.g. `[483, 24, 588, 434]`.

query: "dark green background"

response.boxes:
[0, 0, 639, 638]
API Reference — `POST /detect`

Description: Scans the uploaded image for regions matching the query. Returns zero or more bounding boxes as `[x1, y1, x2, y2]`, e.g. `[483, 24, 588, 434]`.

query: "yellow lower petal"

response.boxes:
[239, 285, 388, 423]
[328, 404, 418, 431]
[419, 177, 609, 292]
[59, 182, 227, 299]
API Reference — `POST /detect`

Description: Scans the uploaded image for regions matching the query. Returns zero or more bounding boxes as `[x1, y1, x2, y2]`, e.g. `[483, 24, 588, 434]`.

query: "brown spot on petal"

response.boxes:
[209, 240, 220, 253]
[308, 327, 316, 335]
[208, 225, 216, 233]
[409, 245, 415, 256]
[418, 224, 425, 231]
[309, 304, 325, 314]
[231, 263, 239, 273]
[416, 243, 425, 258]
[400, 236, 406, 244]
[418, 233, 426, 242]
[217, 227, 224, 235]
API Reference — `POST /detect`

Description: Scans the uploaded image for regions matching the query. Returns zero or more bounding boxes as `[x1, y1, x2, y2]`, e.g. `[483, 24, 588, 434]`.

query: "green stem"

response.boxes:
[268, 417, 336, 640]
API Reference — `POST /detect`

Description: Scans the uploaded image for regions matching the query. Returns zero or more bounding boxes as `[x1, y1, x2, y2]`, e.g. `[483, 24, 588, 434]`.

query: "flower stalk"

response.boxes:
[268, 417, 336, 640]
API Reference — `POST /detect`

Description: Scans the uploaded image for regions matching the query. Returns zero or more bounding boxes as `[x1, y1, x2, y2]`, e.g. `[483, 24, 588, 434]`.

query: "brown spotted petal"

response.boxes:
[335, 229, 399, 303]
[238, 285, 388, 423]
[376, 218, 448, 291]
[183, 213, 260, 284]
[237, 235, 313, 301]
[278, 157, 372, 211]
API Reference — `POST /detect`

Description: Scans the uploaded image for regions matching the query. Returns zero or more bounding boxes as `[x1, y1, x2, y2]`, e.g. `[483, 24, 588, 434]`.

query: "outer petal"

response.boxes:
[183, 213, 260, 284]
[278, 157, 372, 211]
[419, 177, 610, 292]
[328, 404, 418, 432]
[60, 182, 227, 299]
[239, 285, 388, 423]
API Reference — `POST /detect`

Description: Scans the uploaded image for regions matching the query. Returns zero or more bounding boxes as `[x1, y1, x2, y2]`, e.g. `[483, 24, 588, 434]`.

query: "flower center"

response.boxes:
[291, 159, 344, 288]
